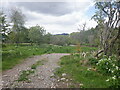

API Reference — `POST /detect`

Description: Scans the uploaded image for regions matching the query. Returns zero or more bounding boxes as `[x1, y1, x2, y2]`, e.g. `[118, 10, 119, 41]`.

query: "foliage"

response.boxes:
[106, 75, 120, 88]
[0, 12, 9, 42]
[17, 70, 34, 81]
[96, 55, 120, 88]
[88, 57, 98, 65]
[9, 8, 26, 44]
[2, 44, 77, 70]
[55, 53, 110, 88]
[50, 35, 71, 46]
[96, 56, 119, 74]
[28, 25, 46, 44]
[93, 1, 120, 56]
[8, 27, 29, 43]
[70, 28, 99, 45]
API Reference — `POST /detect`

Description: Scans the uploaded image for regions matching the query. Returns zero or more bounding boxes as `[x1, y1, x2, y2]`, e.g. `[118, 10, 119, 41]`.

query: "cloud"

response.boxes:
[1, 1, 97, 34]
[16, 2, 72, 16]
[23, 7, 97, 34]
[16, 1, 94, 16]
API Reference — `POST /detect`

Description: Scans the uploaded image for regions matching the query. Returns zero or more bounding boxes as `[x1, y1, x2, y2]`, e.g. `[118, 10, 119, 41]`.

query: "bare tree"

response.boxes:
[93, 1, 120, 56]
[78, 22, 86, 31]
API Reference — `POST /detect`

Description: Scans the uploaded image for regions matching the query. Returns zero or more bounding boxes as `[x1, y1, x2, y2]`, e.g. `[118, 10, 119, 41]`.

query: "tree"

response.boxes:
[28, 25, 46, 45]
[0, 11, 9, 42]
[50, 35, 71, 46]
[10, 8, 26, 44]
[93, 1, 120, 56]
[78, 22, 86, 31]
[44, 33, 52, 44]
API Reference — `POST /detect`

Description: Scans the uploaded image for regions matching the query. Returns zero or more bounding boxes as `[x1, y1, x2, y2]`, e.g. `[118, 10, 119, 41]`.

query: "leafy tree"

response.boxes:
[70, 28, 98, 46]
[50, 35, 71, 46]
[28, 25, 46, 45]
[44, 33, 52, 44]
[0, 11, 9, 42]
[10, 8, 26, 44]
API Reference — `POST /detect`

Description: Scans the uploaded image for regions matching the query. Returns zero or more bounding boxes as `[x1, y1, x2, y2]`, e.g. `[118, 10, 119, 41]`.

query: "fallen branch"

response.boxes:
[95, 50, 104, 58]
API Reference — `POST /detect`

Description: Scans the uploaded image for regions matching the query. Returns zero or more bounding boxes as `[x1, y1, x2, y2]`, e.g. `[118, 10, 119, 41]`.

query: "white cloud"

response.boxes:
[1, 1, 97, 34]
[23, 9, 97, 34]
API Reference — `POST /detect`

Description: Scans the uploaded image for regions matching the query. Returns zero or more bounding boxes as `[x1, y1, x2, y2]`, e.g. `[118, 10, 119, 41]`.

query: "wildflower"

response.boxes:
[113, 64, 115, 67]
[112, 76, 116, 80]
[79, 83, 83, 86]
[96, 63, 99, 65]
[87, 68, 91, 71]
[108, 58, 111, 60]
[111, 70, 114, 73]
[106, 79, 109, 82]
[115, 66, 119, 70]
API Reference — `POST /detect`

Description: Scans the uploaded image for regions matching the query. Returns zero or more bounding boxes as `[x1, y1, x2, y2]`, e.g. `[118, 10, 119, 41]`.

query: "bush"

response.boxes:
[96, 56, 117, 74]
[88, 57, 98, 65]
[106, 75, 120, 88]
[96, 55, 120, 88]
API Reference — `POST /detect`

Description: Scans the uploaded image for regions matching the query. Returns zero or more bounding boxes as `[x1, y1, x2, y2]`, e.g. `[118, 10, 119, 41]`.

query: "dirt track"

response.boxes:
[2, 53, 70, 88]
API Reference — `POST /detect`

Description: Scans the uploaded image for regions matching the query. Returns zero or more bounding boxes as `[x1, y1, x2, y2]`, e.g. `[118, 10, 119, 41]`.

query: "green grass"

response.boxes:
[55, 54, 111, 88]
[17, 70, 35, 81]
[2, 44, 48, 70]
[2, 43, 97, 71]
[2, 44, 77, 71]
[81, 46, 97, 52]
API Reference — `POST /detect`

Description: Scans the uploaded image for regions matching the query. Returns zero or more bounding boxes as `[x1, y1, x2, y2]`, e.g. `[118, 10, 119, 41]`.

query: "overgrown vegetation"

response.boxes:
[55, 48, 120, 88]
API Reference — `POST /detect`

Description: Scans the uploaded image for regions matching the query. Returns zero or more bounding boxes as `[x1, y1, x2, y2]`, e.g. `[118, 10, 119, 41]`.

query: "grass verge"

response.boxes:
[55, 54, 111, 88]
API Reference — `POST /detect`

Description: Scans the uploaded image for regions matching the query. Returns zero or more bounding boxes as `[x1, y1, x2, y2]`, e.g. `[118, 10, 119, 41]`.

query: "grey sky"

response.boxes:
[1, 0, 98, 34]
[16, 2, 73, 16]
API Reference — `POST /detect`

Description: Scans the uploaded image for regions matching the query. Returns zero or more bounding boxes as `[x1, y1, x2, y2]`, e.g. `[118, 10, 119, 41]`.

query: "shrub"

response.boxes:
[88, 57, 98, 65]
[96, 55, 120, 88]
[106, 75, 120, 88]
[96, 56, 117, 74]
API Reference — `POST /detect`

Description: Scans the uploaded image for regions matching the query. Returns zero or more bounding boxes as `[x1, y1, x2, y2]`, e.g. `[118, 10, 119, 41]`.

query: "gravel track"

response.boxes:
[2, 53, 70, 88]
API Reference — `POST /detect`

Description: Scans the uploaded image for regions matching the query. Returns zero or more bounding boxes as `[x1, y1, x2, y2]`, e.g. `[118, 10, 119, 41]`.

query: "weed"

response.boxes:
[17, 70, 35, 81]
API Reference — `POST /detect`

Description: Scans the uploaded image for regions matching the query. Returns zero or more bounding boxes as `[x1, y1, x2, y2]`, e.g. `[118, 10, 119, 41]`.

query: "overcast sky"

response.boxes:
[1, 0, 98, 34]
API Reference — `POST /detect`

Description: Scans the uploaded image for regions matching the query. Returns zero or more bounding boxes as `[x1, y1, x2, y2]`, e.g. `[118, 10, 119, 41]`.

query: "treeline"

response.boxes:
[0, 8, 99, 47]
[0, 8, 51, 45]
